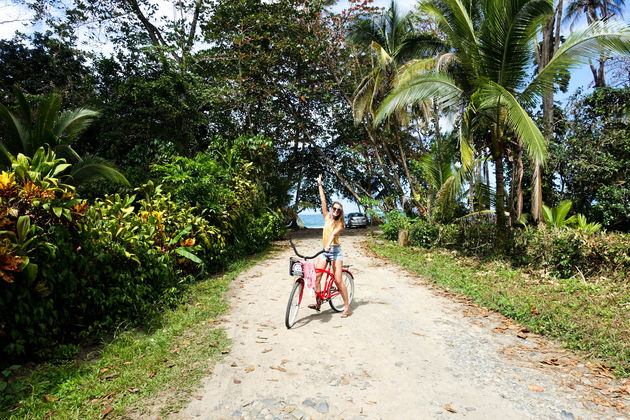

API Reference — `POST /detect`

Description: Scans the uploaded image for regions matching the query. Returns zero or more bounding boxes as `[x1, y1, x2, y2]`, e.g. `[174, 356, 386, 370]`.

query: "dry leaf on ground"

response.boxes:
[101, 406, 114, 418]
[528, 385, 544, 392]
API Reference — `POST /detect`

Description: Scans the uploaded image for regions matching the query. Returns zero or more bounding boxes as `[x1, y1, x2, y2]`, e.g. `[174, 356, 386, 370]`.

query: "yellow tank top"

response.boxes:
[322, 216, 341, 247]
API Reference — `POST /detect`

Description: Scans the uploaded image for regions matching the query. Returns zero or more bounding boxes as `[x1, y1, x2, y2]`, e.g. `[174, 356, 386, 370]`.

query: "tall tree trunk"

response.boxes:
[494, 146, 507, 249]
[533, 2, 562, 225]
[510, 141, 524, 225]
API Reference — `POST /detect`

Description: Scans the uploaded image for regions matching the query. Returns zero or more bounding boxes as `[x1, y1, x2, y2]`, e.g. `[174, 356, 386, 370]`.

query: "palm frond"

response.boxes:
[392, 58, 436, 86]
[0, 102, 28, 164]
[375, 72, 463, 125]
[54, 109, 99, 144]
[477, 81, 547, 163]
[69, 155, 130, 186]
[522, 19, 630, 105]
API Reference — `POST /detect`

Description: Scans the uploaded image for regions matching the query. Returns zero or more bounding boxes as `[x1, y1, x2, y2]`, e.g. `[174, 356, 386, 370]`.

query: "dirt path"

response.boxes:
[171, 229, 629, 419]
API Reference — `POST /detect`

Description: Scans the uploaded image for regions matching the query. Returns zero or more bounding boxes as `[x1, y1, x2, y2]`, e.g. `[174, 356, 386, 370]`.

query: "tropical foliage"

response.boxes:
[0, 88, 128, 186]
[2, 0, 630, 384]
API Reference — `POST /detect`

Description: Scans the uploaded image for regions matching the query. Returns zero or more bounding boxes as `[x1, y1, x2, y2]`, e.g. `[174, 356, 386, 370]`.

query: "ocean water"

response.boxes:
[299, 213, 324, 228]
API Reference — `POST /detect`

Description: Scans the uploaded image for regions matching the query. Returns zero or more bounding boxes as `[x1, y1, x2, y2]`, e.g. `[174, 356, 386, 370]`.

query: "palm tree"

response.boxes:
[349, 1, 443, 206]
[375, 0, 630, 246]
[0, 87, 129, 186]
[563, 0, 626, 87]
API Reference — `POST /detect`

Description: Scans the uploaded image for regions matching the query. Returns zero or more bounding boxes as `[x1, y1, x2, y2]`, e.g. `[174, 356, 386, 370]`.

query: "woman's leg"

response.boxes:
[333, 259, 350, 316]
[309, 257, 327, 309]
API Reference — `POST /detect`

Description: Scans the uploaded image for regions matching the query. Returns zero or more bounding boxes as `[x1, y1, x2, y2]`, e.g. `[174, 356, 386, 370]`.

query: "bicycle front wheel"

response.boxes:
[329, 270, 354, 312]
[285, 279, 304, 329]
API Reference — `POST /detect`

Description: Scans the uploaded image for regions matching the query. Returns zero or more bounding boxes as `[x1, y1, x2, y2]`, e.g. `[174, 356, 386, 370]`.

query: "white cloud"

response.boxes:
[0, 2, 35, 40]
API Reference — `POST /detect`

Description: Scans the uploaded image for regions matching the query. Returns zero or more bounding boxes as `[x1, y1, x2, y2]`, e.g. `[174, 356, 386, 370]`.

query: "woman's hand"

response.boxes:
[316, 174, 322, 184]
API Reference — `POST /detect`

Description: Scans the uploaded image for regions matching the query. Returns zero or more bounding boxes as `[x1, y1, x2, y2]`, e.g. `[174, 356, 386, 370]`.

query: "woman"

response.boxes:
[308, 174, 350, 317]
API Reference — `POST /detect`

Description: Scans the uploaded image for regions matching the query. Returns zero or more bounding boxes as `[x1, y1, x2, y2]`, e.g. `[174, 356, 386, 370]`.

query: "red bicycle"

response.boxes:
[285, 240, 355, 329]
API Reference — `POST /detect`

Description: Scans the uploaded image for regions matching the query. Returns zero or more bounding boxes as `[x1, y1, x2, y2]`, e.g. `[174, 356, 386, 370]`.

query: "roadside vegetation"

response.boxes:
[0, 249, 275, 419]
[369, 223, 630, 377]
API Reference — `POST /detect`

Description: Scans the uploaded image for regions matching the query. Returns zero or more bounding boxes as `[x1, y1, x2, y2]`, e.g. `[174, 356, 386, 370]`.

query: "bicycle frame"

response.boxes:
[288, 239, 346, 305]
[286, 239, 354, 328]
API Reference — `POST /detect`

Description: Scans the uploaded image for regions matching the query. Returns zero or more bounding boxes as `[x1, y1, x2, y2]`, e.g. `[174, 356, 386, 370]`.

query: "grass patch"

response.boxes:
[0, 245, 279, 419]
[369, 241, 630, 377]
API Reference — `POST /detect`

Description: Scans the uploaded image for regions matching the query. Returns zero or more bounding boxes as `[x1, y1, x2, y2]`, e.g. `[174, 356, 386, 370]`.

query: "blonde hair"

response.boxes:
[331, 201, 345, 230]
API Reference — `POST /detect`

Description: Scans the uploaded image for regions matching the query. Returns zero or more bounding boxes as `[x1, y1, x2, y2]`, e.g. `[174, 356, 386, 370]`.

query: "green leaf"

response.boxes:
[16, 215, 30, 243]
[52, 207, 62, 218]
[175, 247, 203, 264]
[169, 225, 192, 246]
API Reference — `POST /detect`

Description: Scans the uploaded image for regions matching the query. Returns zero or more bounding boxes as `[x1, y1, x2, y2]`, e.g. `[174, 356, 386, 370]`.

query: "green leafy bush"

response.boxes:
[381, 211, 413, 241]
[151, 139, 284, 265]
[408, 219, 440, 248]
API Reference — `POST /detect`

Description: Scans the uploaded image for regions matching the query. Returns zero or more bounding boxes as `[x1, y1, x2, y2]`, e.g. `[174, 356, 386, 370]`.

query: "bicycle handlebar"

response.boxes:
[289, 239, 325, 260]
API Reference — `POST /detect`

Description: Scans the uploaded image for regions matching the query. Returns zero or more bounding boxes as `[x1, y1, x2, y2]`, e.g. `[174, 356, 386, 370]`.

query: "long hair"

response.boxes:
[331, 201, 345, 230]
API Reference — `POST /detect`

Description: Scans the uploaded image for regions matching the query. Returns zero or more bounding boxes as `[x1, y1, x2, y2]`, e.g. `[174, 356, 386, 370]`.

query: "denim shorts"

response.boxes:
[322, 245, 343, 261]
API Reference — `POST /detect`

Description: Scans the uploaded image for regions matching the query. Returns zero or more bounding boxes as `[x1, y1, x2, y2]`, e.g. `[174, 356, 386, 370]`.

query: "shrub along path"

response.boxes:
[170, 228, 629, 419]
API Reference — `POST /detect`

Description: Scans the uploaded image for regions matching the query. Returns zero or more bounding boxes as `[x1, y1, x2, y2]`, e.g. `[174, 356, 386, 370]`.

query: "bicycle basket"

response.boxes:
[289, 257, 303, 277]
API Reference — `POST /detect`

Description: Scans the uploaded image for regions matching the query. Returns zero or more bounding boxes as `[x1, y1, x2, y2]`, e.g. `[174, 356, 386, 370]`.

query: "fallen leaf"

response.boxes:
[592, 398, 612, 407]
[221, 349, 230, 354]
[231, 362, 238, 367]
[103, 372, 120, 380]
[90, 398, 100, 404]
[182, 340, 190, 346]
[44, 411, 54, 419]
[102, 392, 116, 400]
[43, 395, 59, 402]
[267, 378, 278, 382]
[528, 385, 544, 392]
[194, 395, 203, 400]
[445, 403, 457, 413]
[99, 367, 112, 375]
[270, 366, 287, 372]
[517, 331, 528, 339]
[262, 348, 272, 353]
[127, 388, 138, 394]
[281, 407, 296, 413]
[233, 378, 241, 384]
[166, 363, 175, 368]
[148, 372, 156, 379]
[245, 366, 255, 373]
[138, 354, 145, 359]
[123, 361, 132, 365]
[412, 332, 426, 337]
[616, 402, 626, 412]
[101, 407, 113, 418]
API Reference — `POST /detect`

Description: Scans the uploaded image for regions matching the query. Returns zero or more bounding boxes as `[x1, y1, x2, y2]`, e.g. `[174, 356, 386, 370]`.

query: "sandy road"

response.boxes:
[172, 228, 629, 419]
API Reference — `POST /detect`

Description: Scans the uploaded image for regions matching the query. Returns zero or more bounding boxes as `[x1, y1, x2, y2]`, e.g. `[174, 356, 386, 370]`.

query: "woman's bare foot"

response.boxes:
[341, 310, 349, 318]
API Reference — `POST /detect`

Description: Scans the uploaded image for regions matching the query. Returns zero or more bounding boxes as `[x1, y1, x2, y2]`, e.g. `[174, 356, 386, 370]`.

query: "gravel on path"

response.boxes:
[170, 228, 630, 420]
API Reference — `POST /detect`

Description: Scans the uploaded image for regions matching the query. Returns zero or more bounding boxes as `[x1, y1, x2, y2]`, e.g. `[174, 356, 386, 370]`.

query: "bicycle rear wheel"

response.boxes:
[285, 279, 304, 329]
[329, 270, 354, 312]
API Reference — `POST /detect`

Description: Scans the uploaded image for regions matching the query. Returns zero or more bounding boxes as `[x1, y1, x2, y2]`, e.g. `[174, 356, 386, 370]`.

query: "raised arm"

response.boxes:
[317, 174, 328, 218]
